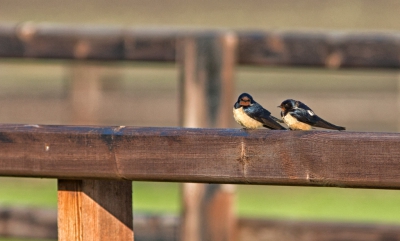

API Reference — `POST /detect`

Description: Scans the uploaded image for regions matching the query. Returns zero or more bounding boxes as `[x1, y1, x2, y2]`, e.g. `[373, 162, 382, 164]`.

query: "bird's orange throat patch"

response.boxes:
[239, 101, 250, 106]
[239, 97, 251, 107]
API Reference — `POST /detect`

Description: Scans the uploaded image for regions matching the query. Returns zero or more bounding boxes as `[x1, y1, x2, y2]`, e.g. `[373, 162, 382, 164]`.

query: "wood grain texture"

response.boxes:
[1, 125, 400, 189]
[81, 180, 133, 241]
[58, 179, 133, 241]
[58, 180, 83, 241]
[1, 23, 400, 68]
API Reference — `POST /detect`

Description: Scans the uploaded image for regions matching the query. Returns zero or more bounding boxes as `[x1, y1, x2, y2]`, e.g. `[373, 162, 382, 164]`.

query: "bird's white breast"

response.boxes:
[282, 113, 312, 130]
[233, 107, 263, 129]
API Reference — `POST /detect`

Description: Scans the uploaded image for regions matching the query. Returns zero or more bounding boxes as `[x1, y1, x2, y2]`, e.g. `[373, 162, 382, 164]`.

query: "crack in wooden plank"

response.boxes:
[102, 126, 128, 180]
[237, 140, 250, 183]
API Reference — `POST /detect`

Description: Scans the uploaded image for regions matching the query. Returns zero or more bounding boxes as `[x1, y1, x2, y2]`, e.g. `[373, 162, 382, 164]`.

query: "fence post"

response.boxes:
[67, 63, 102, 125]
[57, 179, 133, 241]
[398, 74, 400, 132]
[178, 31, 238, 241]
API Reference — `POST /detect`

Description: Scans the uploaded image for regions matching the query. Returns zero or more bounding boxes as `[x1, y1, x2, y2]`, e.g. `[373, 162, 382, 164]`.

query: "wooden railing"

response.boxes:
[1, 22, 400, 241]
[1, 125, 400, 241]
[2, 125, 400, 187]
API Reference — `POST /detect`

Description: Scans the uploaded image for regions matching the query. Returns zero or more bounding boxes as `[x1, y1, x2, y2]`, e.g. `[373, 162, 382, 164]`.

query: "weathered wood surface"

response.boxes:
[1, 23, 400, 68]
[0, 125, 400, 189]
[178, 32, 237, 241]
[58, 179, 133, 241]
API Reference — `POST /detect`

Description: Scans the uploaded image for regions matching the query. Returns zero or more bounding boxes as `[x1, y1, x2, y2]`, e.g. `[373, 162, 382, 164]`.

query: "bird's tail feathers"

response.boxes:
[315, 119, 345, 131]
[263, 124, 286, 130]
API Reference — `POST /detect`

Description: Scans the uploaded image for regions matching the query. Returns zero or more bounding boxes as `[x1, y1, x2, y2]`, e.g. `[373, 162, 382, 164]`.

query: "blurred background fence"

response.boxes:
[0, 22, 400, 241]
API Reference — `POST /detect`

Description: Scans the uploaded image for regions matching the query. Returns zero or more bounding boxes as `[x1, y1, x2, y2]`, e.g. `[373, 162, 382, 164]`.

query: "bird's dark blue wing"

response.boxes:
[245, 103, 286, 130]
[291, 108, 345, 130]
[290, 108, 317, 125]
[295, 101, 313, 111]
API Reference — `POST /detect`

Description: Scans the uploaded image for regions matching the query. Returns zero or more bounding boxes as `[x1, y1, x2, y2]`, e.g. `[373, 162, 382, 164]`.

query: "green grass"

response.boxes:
[236, 185, 400, 224]
[2, 177, 400, 225]
[0, 178, 57, 207]
[132, 181, 180, 213]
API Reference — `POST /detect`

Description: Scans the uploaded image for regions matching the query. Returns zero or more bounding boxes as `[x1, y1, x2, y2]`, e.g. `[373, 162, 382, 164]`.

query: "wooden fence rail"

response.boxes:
[1, 124, 400, 188]
[1, 23, 400, 68]
[1, 124, 400, 240]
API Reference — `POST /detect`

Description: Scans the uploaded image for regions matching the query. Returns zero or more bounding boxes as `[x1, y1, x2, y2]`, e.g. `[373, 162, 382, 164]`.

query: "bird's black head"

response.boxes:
[278, 99, 296, 111]
[234, 93, 254, 109]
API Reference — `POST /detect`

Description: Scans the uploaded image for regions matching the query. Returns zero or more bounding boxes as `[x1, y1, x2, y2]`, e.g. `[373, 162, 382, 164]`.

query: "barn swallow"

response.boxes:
[233, 93, 286, 130]
[278, 99, 345, 131]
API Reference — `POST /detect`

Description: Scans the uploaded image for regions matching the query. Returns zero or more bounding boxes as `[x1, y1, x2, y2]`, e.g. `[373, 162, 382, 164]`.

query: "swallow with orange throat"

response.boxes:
[233, 93, 286, 130]
[278, 99, 345, 131]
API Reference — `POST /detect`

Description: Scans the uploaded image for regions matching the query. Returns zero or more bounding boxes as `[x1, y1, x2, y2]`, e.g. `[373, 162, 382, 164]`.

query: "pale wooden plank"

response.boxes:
[58, 179, 133, 241]
[58, 180, 83, 241]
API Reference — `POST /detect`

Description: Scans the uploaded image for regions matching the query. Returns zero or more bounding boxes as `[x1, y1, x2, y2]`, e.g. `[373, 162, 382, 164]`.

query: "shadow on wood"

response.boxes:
[58, 179, 133, 241]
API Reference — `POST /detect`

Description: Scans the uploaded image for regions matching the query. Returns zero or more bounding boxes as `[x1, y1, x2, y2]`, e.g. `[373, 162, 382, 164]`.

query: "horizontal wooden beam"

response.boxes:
[1, 23, 400, 68]
[237, 31, 400, 68]
[0, 23, 177, 61]
[0, 124, 400, 189]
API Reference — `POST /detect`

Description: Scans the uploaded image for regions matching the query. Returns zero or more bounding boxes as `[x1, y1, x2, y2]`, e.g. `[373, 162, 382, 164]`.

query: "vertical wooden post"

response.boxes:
[67, 63, 103, 125]
[58, 179, 133, 241]
[178, 31, 238, 241]
[398, 74, 400, 132]
[67, 63, 123, 125]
